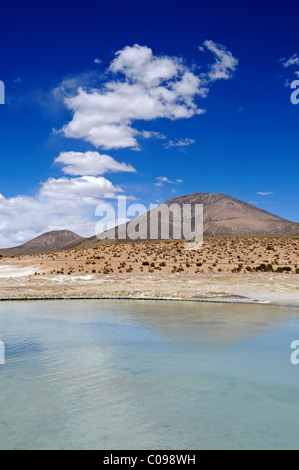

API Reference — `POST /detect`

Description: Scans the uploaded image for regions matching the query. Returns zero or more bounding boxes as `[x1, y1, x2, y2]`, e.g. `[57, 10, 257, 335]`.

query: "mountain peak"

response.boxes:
[0, 230, 84, 256]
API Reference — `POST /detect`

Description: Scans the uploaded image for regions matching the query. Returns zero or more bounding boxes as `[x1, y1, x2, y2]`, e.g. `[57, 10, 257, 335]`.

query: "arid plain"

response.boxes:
[0, 236, 298, 305]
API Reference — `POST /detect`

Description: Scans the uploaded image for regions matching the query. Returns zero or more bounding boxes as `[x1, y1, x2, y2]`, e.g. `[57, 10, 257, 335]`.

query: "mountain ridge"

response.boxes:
[0, 193, 298, 256]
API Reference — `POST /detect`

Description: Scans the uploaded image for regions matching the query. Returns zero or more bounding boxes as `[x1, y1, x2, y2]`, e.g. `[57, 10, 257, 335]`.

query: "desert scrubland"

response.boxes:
[0, 237, 298, 304]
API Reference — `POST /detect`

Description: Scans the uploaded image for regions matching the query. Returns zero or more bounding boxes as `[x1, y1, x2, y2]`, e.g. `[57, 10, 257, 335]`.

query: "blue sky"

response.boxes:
[0, 0, 298, 246]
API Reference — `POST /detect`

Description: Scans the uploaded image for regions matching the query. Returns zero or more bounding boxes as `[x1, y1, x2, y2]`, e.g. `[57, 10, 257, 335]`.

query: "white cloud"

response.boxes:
[109, 44, 181, 86]
[280, 54, 299, 68]
[202, 40, 238, 81]
[257, 191, 273, 196]
[0, 157, 133, 247]
[155, 176, 183, 187]
[94, 58, 102, 64]
[139, 130, 166, 140]
[0, 192, 91, 248]
[156, 176, 173, 183]
[164, 138, 195, 149]
[59, 43, 238, 150]
[55, 151, 136, 176]
[40, 175, 122, 202]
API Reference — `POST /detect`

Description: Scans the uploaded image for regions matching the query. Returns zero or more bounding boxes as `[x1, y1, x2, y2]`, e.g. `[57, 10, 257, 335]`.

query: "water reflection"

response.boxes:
[0, 300, 298, 450]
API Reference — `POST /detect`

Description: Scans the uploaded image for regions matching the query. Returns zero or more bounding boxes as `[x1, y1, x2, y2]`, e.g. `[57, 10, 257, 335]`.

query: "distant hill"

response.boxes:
[73, 192, 299, 248]
[0, 230, 84, 256]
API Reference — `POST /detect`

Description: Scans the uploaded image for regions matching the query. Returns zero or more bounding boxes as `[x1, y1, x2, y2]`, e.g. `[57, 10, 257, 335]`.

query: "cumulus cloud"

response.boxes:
[164, 138, 195, 149]
[40, 175, 122, 202]
[59, 43, 238, 150]
[0, 156, 132, 247]
[55, 151, 136, 176]
[0, 193, 92, 247]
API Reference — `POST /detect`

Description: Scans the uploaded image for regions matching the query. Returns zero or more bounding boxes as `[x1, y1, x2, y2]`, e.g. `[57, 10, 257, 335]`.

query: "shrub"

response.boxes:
[255, 264, 273, 272]
[276, 266, 292, 273]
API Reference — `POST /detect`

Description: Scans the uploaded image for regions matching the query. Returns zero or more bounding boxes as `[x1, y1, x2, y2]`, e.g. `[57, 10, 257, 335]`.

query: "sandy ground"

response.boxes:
[0, 237, 298, 305]
[0, 271, 298, 305]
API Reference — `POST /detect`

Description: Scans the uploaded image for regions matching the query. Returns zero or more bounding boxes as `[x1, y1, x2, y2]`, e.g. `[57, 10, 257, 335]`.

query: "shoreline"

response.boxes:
[0, 271, 298, 307]
[0, 295, 298, 308]
[0, 295, 268, 304]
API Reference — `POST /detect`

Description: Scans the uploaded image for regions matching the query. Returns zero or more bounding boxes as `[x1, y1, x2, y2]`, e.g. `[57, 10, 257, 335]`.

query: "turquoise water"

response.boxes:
[0, 300, 299, 450]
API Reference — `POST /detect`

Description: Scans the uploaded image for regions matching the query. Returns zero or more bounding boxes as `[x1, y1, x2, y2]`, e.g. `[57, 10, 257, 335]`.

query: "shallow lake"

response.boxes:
[0, 300, 299, 450]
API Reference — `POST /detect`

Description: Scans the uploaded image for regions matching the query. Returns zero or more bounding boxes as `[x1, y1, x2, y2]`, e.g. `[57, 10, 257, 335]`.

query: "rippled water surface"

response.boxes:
[0, 300, 299, 450]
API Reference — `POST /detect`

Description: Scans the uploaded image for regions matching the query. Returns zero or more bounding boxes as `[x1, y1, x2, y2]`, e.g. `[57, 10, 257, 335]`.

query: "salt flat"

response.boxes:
[0, 265, 39, 278]
[0, 271, 297, 306]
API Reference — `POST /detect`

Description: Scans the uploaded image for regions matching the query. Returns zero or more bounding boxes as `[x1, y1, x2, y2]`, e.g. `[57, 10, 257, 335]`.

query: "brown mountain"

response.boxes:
[74, 192, 299, 248]
[167, 193, 299, 237]
[0, 230, 84, 256]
